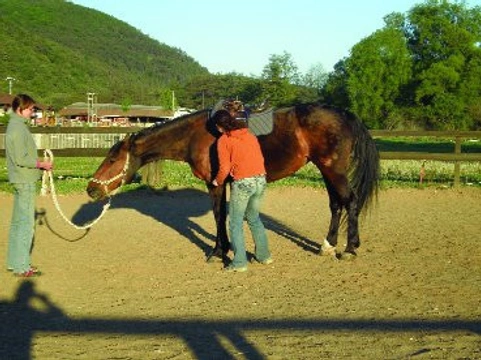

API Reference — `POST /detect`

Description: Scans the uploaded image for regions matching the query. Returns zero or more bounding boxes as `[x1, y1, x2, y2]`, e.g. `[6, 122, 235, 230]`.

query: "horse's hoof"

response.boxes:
[319, 239, 337, 257]
[320, 247, 337, 257]
[206, 254, 223, 263]
[336, 252, 357, 261]
[206, 249, 226, 263]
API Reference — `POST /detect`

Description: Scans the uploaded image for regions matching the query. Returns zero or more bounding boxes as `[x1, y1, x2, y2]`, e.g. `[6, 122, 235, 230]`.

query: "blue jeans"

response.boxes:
[229, 175, 270, 267]
[7, 183, 36, 273]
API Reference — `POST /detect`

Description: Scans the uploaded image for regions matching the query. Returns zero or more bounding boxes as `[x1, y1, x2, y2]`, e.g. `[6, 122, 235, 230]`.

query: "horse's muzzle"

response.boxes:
[86, 185, 105, 201]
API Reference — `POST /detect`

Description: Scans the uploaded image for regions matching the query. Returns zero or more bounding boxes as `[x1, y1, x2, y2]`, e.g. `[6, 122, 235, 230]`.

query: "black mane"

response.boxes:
[130, 109, 211, 143]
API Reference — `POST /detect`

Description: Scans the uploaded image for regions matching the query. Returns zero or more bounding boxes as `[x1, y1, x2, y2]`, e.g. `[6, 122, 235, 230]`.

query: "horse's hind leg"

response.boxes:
[319, 170, 360, 259]
[344, 192, 361, 258]
[330, 181, 360, 259]
[319, 180, 343, 257]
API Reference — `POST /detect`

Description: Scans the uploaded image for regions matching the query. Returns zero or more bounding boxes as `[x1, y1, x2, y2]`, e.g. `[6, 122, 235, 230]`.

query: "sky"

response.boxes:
[70, 0, 481, 77]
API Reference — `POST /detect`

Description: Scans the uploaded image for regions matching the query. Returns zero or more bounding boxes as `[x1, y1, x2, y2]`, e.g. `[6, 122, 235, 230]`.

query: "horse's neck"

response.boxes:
[136, 112, 207, 163]
[138, 126, 189, 162]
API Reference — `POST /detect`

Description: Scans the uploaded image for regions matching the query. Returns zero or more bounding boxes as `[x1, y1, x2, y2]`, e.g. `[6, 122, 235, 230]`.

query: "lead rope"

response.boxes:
[41, 149, 111, 230]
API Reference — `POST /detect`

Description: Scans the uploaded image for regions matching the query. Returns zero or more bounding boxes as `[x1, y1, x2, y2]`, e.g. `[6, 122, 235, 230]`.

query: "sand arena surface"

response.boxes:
[0, 187, 480, 359]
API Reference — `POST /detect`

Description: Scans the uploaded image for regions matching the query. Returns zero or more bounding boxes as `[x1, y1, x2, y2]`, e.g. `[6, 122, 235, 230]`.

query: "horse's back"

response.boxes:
[268, 104, 356, 151]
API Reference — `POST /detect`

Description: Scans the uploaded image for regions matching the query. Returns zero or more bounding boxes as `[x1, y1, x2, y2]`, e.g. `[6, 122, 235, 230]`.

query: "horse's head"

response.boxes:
[86, 134, 141, 200]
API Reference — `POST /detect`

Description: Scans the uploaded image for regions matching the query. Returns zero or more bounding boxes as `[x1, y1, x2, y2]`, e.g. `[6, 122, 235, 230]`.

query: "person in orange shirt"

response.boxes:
[212, 110, 272, 272]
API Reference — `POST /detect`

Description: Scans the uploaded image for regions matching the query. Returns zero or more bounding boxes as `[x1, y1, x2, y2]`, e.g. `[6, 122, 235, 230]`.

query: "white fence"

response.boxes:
[0, 133, 126, 150]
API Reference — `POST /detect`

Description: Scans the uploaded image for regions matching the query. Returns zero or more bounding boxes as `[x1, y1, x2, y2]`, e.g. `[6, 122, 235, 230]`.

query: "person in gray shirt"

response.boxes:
[6, 94, 52, 277]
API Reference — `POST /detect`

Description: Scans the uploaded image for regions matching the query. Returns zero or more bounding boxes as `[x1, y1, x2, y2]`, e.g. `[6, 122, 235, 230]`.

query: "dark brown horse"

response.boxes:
[86, 102, 380, 260]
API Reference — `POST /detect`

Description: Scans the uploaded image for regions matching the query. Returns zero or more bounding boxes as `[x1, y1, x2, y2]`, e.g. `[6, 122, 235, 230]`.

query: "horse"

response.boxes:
[86, 102, 380, 260]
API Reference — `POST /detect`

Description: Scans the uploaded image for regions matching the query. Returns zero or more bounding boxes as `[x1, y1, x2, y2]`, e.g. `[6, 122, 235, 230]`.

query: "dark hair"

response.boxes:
[12, 94, 36, 112]
[213, 109, 247, 132]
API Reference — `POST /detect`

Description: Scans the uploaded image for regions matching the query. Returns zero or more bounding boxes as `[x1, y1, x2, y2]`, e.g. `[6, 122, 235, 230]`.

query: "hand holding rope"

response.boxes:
[40, 149, 111, 230]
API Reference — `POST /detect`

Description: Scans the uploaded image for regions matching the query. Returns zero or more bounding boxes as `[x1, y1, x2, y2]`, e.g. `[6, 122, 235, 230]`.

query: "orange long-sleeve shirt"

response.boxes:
[215, 128, 266, 185]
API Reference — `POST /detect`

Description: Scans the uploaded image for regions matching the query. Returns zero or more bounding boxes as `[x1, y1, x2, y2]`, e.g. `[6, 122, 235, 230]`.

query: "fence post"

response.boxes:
[454, 136, 461, 187]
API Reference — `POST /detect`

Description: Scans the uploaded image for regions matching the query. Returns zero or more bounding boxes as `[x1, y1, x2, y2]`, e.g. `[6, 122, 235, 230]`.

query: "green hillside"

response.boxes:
[0, 0, 209, 108]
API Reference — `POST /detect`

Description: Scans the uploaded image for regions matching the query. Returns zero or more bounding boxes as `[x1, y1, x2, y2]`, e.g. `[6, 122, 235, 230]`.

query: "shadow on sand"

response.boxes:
[39, 187, 321, 257]
[0, 281, 479, 360]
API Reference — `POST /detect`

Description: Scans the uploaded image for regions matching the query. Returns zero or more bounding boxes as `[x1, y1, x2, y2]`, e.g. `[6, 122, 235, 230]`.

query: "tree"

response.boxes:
[346, 26, 412, 128]
[405, 0, 481, 129]
[321, 0, 481, 130]
[302, 63, 328, 90]
[157, 89, 175, 111]
[321, 59, 350, 109]
[120, 98, 132, 113]
[261, 51, 301, 106]
[177, 73, 264, 110]
[299, 63, 328, 102]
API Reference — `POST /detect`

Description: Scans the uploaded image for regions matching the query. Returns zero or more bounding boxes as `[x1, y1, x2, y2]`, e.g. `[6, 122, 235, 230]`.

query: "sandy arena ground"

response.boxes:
[0, 186, 480, 359]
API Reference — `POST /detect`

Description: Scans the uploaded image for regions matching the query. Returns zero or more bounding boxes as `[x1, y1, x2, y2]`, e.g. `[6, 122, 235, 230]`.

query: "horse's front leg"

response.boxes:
[206, 183, 230, 262]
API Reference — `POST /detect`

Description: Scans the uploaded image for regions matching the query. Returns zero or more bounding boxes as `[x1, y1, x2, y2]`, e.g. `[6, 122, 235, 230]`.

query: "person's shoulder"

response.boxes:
[6, 116, 22, 128]
[218, 133, 229, 143]
[7, 113, 22, 122]
[245, 130, 258, 140]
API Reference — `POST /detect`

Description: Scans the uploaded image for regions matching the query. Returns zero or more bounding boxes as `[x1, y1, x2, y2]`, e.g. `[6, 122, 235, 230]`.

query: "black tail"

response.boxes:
[348, 114, 380, 213]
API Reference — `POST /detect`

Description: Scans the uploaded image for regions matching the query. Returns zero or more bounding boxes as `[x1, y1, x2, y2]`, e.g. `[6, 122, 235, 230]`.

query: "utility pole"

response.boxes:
[87, 92, 96, 124]
[5, 76, 16, 94]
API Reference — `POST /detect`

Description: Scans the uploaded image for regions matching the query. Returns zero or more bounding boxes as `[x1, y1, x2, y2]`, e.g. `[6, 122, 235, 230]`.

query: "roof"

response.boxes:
[0, 93, 47, 109]
[58, 102, 174, 119]
[0, 93, 14, 106]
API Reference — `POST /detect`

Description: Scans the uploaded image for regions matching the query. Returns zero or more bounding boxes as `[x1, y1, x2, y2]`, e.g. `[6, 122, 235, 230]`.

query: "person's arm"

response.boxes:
[8, 125, 53, 170]
[213, 137, 231, 186]
[6, 127, 37, 169]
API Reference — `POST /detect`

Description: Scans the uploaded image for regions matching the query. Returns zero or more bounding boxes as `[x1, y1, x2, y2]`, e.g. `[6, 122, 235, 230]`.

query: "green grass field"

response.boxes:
[375, 137, 481, 153]
[1, 134, 480, 194]
[0, 154, 479, 195]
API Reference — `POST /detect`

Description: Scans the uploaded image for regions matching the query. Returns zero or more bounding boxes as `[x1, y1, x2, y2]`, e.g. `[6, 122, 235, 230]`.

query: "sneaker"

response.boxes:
[14, 267, 41, 278]
[254, 257, 273, 265]
[8, 265, 37, 272]
[224, 264, 248, 273]
[29, 266, 40, 274]
[260, 258, 274, 265]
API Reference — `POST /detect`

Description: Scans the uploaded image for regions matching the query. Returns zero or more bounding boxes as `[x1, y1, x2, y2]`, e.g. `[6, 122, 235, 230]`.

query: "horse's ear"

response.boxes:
[121, 134, 131, 145]
[121, 134, 137, 152]
[126, 133, 145, 157]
